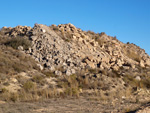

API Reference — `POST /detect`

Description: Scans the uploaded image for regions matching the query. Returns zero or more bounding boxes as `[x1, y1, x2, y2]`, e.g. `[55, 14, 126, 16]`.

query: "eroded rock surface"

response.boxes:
[7, 23, 148, 76]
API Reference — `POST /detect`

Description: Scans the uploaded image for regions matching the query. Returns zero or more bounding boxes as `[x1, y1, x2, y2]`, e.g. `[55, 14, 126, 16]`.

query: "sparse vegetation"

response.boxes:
[0, 46, 38, 75]
[32, 75, 44, 83]
[50, 24, 59, 31]
[0, 24, 150, 113]
[126, 50, 141, 62]
[123, 73, 150, 90]
[140, 77, 150, 89]
[23, 81, 35, 92]
[42, 70, 56, 77]
[4, 37, 31, 50]
[123, 74, 139, 88]
[88, 68, 98, 73]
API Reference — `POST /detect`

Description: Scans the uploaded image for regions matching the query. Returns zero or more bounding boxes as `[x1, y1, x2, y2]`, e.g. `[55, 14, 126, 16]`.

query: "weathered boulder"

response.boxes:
[140, 60, 145, 67]
[37, 64, 44, 70]
[55, 70, 62, 76]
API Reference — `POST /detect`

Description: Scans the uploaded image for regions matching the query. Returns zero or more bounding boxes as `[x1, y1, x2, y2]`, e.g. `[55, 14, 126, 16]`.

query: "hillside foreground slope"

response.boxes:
[0, 24, 150, 112]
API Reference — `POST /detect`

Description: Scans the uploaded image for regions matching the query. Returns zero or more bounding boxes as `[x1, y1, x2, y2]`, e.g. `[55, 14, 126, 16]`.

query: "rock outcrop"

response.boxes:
[1, 23, 150, 75]
[1, 24, 150, 112]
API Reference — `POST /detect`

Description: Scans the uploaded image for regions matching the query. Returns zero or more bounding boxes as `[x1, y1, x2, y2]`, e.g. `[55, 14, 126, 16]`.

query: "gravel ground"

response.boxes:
[0, 97, 148, 113]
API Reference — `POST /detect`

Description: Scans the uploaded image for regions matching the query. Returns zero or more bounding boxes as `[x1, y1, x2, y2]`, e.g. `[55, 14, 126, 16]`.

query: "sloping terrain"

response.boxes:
[0, 24, 150, 112]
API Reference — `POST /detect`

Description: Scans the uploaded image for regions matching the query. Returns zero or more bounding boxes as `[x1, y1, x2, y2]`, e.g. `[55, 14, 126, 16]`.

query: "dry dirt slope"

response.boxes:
[0, 23, 150, 113]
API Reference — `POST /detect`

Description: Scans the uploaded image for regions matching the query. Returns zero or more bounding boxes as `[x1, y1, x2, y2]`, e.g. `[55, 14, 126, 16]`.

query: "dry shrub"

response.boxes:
[37, 88, 61, 99]
[87, 30, 95, 35]
[123, 74, 139, 88]
[99, 90, 107, 101]
[4, 37, 31, 50]
[123, 74, 150, 90]
[23, 81, 36, 92]
[32, 75, 44, 84]
[42, 70, 55, 77]
[0, 86, 60, 102]
[0, 88, 19, 102]
[57, 74, 81, 97]
[50, 24, 59, 31]
[76, 75, 90, 89]
[88, 68, 97, 73]
[64, 32, 72, 42]
[125, 50, 141, 62]
[64, 87, 79, 97]
[0, 91, 11, 101]
[139, 78, 150, 89]
[99, 32, 106, 37]
[0, 27, 11, 36]
[124, 87, 132, 97]
[57, 73, 105, 97]
[0, 46, 38, 75]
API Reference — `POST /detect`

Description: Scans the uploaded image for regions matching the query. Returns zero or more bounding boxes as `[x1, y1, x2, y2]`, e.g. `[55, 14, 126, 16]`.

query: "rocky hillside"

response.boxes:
[1, 23, 150, 112]
[1, 24, 150, 74]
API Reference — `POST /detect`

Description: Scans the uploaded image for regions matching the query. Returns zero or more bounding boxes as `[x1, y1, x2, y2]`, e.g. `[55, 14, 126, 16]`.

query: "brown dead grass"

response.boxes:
[124, 49, 141, 62]
[0, 45, 39, 75]
[4, 37, 31, 50]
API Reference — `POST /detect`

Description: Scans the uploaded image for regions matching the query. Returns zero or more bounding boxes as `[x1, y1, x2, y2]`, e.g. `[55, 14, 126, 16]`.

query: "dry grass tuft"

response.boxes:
[4, 37, 31, 50]
[42, 70, 56, 77]
[0, 46, 39, 75]
[125, 50, 141, 62]
[23, 81, 36, 92]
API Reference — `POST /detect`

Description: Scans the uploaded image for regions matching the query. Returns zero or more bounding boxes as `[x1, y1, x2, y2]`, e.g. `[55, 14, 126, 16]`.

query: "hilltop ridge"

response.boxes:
[0, 23, 150, 112]
[1, 23, 150, 74]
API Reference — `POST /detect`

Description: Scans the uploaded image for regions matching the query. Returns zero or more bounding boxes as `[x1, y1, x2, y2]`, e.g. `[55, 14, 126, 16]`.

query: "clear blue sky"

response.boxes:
[0, 0, 150, 55]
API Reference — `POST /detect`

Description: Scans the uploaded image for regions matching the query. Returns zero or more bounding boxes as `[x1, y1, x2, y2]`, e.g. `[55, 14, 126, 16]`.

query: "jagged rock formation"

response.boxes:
[1, 23, 150, 76]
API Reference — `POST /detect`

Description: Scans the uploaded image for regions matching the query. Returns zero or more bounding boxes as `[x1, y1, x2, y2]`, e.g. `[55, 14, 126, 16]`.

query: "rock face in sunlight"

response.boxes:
[4, 23, 150, 75]
[1, 23, 150, 112]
